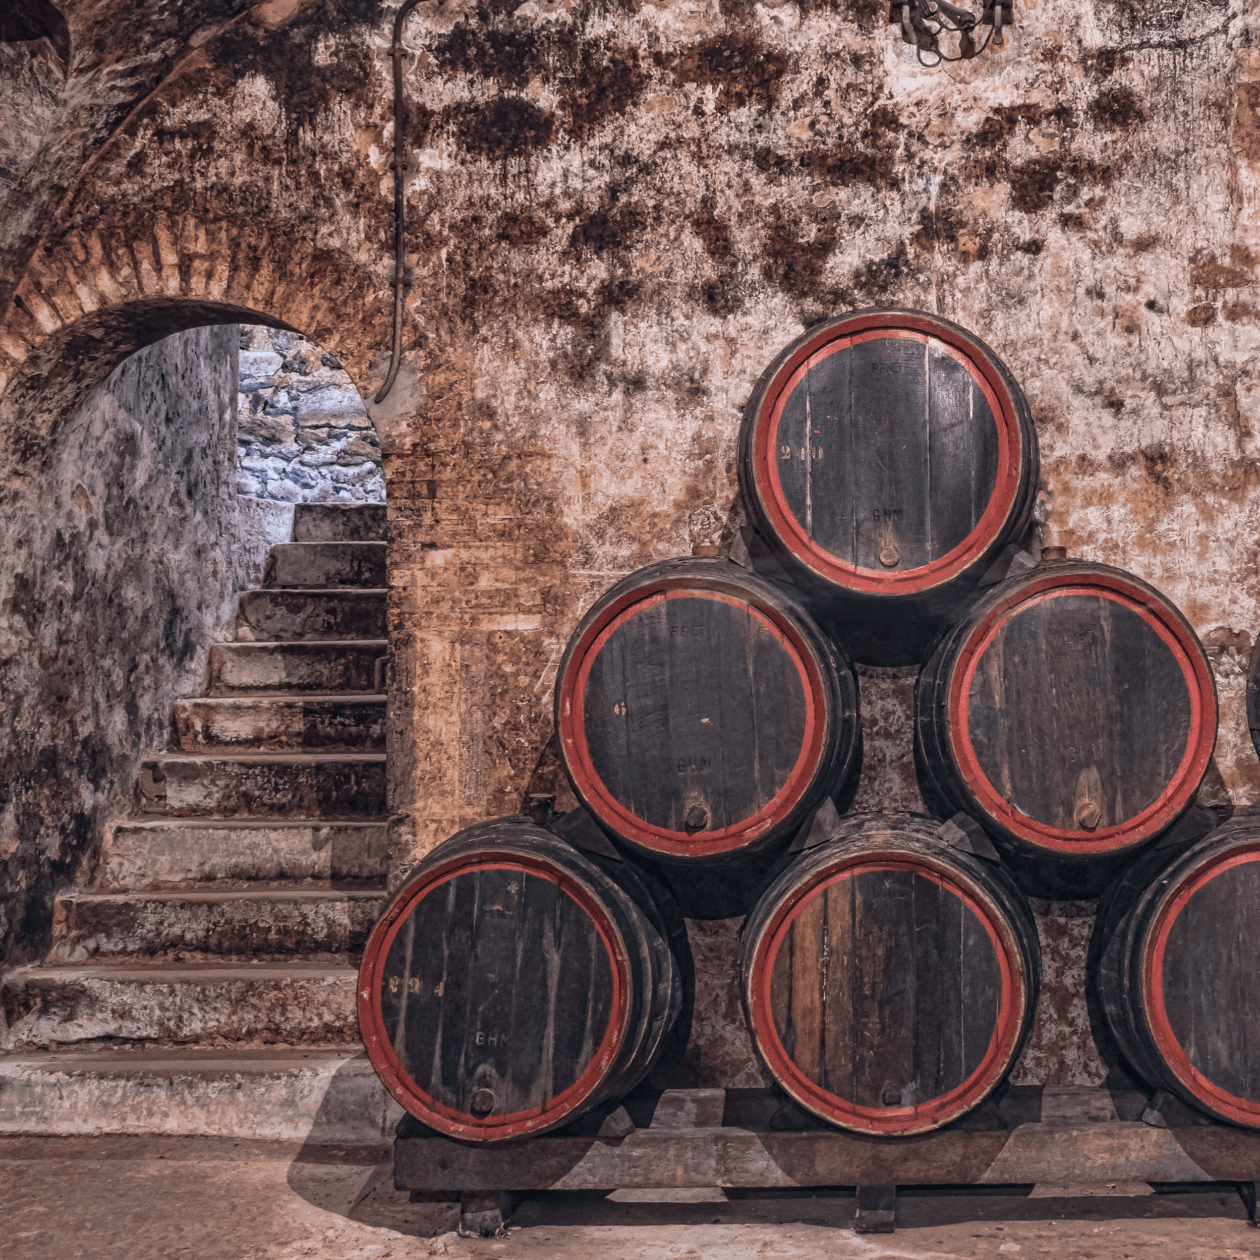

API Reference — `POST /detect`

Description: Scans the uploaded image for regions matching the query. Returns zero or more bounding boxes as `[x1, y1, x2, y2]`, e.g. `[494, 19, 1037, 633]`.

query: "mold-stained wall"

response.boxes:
[3, 0, 1260, 1080]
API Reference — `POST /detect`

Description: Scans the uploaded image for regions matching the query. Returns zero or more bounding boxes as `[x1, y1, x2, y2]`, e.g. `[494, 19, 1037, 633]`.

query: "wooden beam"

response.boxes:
[393, 1087, 1260, 1192]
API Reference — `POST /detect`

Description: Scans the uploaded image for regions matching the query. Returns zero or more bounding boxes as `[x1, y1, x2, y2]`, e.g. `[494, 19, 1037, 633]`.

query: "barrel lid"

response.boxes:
[942, 561, 1216, 856]
[744, 828, 1032, 1135]
[556, 558, 848, 860]
[1140, 830, 1260, 1127]
[742, 308, 1033, 598]
[358, 827, 633, 1141]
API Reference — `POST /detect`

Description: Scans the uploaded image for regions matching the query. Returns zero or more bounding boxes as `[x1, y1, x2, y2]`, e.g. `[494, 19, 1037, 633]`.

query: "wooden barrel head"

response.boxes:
[557, 560, 857, 862]
[945, 567, 1215, 856]
[1145, 842, 1260, 1126]
[743, 819, 1036, 1136]
[741, 310, 1033, 599]
[360, 849, 629, 1140]
[582, 592, 810, 835]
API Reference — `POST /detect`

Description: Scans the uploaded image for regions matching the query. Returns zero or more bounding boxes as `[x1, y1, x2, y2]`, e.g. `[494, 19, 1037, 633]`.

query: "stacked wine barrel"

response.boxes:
[741, 813, 1039, 1135]
[359, 818, 689, 1140]
[1093, 813, 1260, 1126]
[362, 306, 1252, 1145]
[738, 308, 1039, 665]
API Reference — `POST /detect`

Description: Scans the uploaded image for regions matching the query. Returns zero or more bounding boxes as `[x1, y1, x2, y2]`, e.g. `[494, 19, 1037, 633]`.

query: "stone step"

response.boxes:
[47, 888, 385, 963]
[139, 753, 387, 818]
[293, 503, 387, 542]
[236, 588, 387, 642]
[0, 1048, 401, 1142]
[174, 696, 386, 753]
[266, 542, 386, 589]
[207, 641, 388, 695]
[1, 964, 360, 1048]
[98, 820, 389, 890]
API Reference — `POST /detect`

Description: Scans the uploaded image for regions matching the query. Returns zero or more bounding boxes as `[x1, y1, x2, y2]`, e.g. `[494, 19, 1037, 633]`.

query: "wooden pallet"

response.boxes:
[393, 1086, 1260, 1234]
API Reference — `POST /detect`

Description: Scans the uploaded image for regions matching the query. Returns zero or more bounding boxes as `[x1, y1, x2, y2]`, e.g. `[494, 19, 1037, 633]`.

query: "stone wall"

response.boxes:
[0, 325, 286, 965]
[236, 325, 385, 505]
[4, 0, 1260, 1083]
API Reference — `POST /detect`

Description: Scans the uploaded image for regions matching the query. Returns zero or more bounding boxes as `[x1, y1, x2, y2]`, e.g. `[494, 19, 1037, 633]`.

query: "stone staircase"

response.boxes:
[0, 504, 402, 1143]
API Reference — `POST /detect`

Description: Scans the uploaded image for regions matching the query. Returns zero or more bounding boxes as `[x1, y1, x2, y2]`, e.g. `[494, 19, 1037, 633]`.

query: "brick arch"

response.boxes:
[0, 209, 401, 428]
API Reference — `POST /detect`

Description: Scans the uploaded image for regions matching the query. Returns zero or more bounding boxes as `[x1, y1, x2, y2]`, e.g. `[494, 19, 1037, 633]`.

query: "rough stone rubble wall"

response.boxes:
[0, 326, 287, 966]
[236, 325, 385, 505]
[2, 0, 1260, 1082]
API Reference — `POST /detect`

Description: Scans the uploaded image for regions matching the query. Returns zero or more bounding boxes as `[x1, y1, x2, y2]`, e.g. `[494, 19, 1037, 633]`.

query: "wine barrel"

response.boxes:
[740, 812, 1039, 1136]
[915, 553, 1216, 862]
[358, 817, 687, 1141]
[738, 308, 1039, 665]
[555, 557, 861, 866]
[1095, 814, 1260, 1127]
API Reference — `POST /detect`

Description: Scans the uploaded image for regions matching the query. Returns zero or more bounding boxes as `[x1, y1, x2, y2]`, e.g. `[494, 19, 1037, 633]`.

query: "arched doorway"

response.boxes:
[0, 307, 396, 1142]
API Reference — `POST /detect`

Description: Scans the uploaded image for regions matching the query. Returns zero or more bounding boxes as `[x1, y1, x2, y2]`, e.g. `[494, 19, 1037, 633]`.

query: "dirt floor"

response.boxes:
[6, 1136, 1260, 1260]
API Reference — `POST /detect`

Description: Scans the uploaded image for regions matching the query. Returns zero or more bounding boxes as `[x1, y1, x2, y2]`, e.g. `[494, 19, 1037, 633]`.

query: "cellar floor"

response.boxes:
[5, 1135, 1260, 1260]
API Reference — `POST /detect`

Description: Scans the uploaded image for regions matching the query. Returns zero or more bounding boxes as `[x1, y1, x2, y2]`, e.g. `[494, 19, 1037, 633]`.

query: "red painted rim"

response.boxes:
[749, 312, 1027, 596]
[559, 582, 828, 857]
[948, 573, 1215, 855]
[357, 853, 631, 1141]
[748, 853, 1026, 1135]
[1143, 844, 1260, 1127]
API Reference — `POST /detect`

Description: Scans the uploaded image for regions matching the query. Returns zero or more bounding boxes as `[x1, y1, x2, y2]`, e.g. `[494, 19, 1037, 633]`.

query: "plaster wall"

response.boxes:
[0, 325, 287, 965]
[3, 0, 1260, 1083]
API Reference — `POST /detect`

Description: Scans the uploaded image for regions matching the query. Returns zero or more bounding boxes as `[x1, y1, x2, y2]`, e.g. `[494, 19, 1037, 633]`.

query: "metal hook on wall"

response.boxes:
[888, 0, 1013, 65]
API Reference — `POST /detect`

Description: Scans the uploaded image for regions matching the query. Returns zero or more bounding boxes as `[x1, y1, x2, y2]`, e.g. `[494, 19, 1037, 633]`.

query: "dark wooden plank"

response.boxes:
[849, 336, 931, 572]
[504, 869, 558, 1113]
[851, 869, 916, 1109]
[959, 892, 1003, 1086]
[454, 869, 523, 1115]
[926, 347, 998, 560]
[768, 917, 794, 1064]
[433, 872, 479, 1110]
[797, 337, 850, 561]
[788, 887, 825, 1086]
[821, 875, 855, 1103]
[382, 869, 457, 1089]
[547, 877, 615, 1105]
[911, 869, 953, 1103]
[774, 363, 813, 543]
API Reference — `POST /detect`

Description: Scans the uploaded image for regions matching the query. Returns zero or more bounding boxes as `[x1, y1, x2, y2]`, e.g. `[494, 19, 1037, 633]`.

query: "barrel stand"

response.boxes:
[393, 1085, 1260, 1236]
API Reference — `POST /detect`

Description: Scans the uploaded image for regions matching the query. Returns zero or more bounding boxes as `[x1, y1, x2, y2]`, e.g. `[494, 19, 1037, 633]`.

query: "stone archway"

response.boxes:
[0, 209, 398, 427]
[0, 209, 420, 969]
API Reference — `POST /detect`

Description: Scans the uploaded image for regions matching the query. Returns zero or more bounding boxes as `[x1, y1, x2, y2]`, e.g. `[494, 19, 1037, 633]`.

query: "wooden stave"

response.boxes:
[1093, 816, 1260, 1129]
[1247, 635, 1260, 765]
[358, 817, 686, 1142]
[554, 556, 862, 866]
[590, 845, 693, 1085]
[913, 557, 1218, 863]
[736, 309, 1039, 666]
[739, 812, 1040, 1137]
